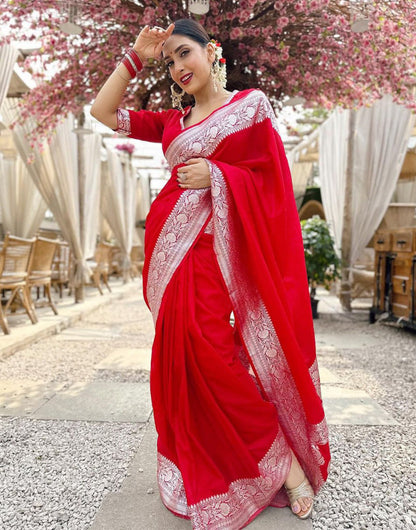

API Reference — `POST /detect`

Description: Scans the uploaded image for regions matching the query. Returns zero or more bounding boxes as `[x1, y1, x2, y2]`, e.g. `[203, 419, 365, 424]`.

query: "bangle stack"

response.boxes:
[120, 48, 143, 79]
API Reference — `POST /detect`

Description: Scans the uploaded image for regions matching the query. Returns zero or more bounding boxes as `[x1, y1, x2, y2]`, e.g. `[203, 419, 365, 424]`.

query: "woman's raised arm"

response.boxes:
[90, 23, 175, 130]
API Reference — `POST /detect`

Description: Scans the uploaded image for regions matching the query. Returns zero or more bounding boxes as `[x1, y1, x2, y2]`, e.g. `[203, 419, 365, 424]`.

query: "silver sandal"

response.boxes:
[285, 477, 314, 519]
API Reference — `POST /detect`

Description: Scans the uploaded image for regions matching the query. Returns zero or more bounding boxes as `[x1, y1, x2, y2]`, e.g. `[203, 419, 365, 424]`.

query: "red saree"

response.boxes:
[117, 88, 330, 529]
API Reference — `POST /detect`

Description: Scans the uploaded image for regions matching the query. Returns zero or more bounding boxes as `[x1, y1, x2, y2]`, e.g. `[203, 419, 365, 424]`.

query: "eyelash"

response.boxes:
[166, 49, 189, 68]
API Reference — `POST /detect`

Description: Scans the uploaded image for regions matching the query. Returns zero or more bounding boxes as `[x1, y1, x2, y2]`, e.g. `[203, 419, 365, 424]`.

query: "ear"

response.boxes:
[207, 42, 216, 62]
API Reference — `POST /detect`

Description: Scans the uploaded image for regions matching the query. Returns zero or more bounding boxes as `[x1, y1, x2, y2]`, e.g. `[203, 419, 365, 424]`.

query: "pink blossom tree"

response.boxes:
[1, 0, 415, 139]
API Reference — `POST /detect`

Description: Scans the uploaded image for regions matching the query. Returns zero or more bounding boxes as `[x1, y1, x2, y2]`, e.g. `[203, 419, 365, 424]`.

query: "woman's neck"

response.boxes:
[193, 83, 231, 109]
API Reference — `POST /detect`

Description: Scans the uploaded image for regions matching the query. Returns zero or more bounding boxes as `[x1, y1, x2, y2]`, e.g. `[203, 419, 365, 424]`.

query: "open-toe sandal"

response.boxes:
[285, 477, 314, 520]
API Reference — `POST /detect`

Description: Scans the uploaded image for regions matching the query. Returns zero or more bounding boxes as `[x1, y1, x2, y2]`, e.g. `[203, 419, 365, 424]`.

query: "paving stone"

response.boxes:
[95, 348, 151, 371]
[54, 328, 121, 341]
[321, 386, 398, 426]
[317, 366, 341, 384]
[32, 381, 152, 423]
[90, 418, 309, 530]
[0, 281, 132, 360]
[316, 332, 383, 349]
[0, 379, 66, 416]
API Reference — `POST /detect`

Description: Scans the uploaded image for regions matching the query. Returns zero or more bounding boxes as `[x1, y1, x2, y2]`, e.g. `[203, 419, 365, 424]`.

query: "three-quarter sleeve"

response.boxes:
[115, 107, 171, 143]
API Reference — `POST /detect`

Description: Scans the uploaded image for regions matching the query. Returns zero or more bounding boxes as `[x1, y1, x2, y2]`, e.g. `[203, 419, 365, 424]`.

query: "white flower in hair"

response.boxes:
[210, 39, 227, 88]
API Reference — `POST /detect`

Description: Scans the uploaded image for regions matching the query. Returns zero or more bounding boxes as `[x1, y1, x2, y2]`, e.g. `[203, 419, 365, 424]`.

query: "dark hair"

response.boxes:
[172, 18, 210, 46]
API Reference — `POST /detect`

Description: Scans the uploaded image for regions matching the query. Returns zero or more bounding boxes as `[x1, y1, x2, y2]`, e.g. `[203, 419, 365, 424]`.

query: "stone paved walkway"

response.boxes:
[0, 282, 412, 529]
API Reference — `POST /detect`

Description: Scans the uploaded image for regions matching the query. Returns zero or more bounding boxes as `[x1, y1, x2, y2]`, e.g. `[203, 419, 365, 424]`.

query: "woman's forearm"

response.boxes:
[90, 64, 131, 130]
[90, 24, 174, 131]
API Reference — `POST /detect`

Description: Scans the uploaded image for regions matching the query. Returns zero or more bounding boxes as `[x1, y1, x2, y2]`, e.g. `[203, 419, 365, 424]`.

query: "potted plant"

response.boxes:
[300, 216, 340, 318]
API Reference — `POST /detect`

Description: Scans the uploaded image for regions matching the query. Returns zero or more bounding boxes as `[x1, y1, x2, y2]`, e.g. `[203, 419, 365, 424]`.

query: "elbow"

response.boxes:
[90, 103, 99, 121]
[90, 105, 117, 130]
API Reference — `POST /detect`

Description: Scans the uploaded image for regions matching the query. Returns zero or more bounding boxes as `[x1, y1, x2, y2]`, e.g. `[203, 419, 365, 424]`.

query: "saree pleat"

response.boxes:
[151, 233, 292, 527]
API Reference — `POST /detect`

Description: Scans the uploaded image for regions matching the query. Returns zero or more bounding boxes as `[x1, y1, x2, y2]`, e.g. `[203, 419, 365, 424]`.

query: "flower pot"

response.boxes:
[311, 297, 319, 319]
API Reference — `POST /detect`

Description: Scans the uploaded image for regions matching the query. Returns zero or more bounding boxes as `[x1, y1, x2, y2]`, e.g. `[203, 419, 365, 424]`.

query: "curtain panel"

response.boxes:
[101, 147, 136, 279]
[0, 45, 18, 111]
[0, 154, 47, 237]
[319, 96, 414, 270]
[1, 98, 102, 286]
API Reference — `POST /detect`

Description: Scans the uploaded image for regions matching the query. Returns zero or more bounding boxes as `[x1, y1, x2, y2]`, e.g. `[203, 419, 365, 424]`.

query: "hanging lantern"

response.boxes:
[188, 0, 210, 15]
[59, 2, 82, 35]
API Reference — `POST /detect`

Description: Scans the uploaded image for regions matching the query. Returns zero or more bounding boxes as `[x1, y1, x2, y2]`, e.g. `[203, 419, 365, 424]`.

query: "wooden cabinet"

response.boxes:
[374, 231, 391, 252]
[391, 230, 413, 253]
[371, 228, 416, 329]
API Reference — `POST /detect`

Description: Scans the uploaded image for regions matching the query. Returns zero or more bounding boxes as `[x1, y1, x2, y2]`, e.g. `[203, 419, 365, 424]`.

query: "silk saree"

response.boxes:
[116, 88, 330, 529]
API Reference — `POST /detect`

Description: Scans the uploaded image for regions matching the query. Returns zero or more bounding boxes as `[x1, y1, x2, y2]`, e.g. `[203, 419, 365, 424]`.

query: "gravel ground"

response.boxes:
[0, 286, 153, 530]
[0, 288, 415, 529]
[312, 314, 416, 530]
[0, 418, 144, 530]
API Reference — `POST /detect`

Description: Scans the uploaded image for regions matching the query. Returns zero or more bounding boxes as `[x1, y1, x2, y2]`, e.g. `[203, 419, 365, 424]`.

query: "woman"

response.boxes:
[91, 18, 330, 529]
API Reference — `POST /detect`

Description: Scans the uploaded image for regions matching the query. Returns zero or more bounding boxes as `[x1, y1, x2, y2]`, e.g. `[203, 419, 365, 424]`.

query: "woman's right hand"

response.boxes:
[133, 23, 175, 61]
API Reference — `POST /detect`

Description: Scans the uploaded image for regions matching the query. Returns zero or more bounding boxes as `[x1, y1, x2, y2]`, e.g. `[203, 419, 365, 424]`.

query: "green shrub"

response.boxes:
[301, 216, 340, 298]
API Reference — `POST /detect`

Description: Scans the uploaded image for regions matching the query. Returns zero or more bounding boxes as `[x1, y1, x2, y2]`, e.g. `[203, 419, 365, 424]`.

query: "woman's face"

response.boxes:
[162, 34, 214, 95]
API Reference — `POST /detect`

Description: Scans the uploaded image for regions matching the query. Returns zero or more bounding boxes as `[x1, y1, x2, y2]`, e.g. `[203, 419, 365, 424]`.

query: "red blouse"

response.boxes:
[115, 90, 245, 154]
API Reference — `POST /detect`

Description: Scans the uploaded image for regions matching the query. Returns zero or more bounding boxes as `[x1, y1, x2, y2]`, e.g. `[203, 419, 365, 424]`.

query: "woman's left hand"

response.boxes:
[177, 158, 211, 189]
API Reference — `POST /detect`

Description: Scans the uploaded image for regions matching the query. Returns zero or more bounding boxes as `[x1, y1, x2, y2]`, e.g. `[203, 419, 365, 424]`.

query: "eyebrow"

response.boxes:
[163, 44, 187, 62]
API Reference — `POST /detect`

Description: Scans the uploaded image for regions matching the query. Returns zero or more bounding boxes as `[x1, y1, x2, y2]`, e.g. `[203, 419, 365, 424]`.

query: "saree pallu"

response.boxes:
[142, 89, 330, 529]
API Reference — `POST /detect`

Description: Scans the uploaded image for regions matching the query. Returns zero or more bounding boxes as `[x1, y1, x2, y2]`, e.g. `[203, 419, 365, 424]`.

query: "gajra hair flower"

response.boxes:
[210, 39, 227, 88]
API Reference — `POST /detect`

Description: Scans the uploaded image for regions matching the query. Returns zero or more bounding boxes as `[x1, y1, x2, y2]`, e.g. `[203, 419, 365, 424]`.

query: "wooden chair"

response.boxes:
[110, 245, 123, 278]
[51, 241, 72, 298]
[130, 245, 144, 278]
[88, 242, 113, 295]
[27, 236, 59, 317]
[0, 234, 36, 334]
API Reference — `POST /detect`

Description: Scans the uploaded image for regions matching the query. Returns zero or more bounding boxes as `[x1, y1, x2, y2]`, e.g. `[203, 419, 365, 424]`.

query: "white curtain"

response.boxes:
[319, 109, 349, 253]
[135, 170, 151, 245]
[287, 129, 319, 209]
[0, 46, 18, 112]
[320, 95, 414, 267]
[0, 154, 47, 237]
[1, 98, 102, 286]
[291, 162, 314, 208]
[101, 147, 136, 277]
[393, 178, 416, 203]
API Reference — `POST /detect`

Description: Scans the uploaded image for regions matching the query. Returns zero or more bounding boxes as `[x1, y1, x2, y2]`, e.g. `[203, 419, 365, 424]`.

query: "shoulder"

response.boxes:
[232, 89, 278, 125]
[235, 88, 269, 103]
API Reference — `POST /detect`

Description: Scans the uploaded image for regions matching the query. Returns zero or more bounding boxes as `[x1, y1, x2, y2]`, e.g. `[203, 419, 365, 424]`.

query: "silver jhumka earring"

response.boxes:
[211, 62, 219, 92]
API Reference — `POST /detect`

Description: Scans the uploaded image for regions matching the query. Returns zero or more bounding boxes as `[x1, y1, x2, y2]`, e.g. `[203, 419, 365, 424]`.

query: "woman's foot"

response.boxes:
[284, 450, 314, 519]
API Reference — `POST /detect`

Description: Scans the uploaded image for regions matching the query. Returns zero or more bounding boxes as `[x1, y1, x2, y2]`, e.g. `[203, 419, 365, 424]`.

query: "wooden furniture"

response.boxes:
[28, 237, 59, 317]
[110, 246, 123, 278]
[0, 234, 36, 334]
[371, 227, 416, 329]
[130, 245, 144, 278]
[88, 242, 113, 295]
[51, 242, 72, 298]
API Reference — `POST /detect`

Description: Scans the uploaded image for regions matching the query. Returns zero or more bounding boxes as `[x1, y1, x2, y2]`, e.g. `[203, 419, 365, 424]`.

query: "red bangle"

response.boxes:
[118, 48, 143, 80]
[121, 57, 136, 78]
[127, 48, 143, 72]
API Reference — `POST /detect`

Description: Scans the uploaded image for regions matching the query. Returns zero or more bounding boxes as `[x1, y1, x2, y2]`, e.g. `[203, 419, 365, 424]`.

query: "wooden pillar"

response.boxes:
[340, 110, 356, 312]
[75, 111, 86, 303]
